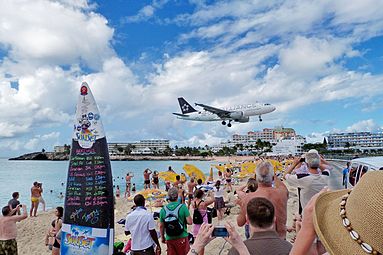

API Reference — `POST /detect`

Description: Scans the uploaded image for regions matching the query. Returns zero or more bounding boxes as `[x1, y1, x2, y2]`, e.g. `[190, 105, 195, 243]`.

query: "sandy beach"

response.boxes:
[15, 177, 298, 255]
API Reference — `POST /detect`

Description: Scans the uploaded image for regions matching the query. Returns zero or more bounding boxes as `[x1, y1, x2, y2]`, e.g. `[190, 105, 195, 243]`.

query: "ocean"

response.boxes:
[0, 158, 219, 210]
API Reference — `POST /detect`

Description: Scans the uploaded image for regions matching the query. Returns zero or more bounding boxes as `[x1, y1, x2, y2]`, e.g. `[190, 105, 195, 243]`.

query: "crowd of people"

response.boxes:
[1, 153, 382, 255]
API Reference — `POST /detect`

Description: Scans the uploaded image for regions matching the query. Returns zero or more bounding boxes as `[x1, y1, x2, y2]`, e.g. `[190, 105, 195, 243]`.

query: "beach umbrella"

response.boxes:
[183, 164, 206, 182]
[240, 161, 257, 174]
[158, 171, 178, 182]
[269, 159, 283, 173]
[130, 188, 167, 200]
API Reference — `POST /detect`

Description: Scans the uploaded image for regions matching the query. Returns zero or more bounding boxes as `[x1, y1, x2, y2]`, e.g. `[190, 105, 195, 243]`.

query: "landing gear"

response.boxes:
[222, 121, 226, 125]
[259, 116, 263, 122]
[227, 120, 232, 127]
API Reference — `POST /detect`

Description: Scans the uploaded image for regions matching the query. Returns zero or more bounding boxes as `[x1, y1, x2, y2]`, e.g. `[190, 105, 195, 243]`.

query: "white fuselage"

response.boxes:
[176, 103, 276, 121]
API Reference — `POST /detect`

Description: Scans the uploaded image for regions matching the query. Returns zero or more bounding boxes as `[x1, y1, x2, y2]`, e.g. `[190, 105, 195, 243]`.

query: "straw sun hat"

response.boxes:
[313, 171, 383, 255]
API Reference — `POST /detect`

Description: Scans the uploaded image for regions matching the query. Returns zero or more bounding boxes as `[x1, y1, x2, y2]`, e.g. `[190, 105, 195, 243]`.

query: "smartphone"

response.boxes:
[212, 227, 229, 237]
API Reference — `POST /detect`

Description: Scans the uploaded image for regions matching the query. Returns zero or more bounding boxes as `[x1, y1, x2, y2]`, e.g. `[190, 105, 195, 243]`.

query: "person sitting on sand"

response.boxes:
[229, 197, 292, 255]
[237, 161, 288, 239]
[30, 181, 41, 217]
[8, 192, 20, 216]
[0, 204, 27, 254]
[144, 169, 152, 189]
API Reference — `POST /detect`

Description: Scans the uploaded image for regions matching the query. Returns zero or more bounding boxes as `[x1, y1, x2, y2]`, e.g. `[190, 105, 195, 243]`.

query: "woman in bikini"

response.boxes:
[152, 171, 159, 189]
[192, 189, 215, 255]
[51, 206, 63, 255]
[225, 169, 233, 192]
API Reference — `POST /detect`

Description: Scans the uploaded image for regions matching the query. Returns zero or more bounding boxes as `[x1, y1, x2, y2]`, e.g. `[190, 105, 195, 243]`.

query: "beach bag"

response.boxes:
[164, 204, 184, 236]
[193, 201, 204, 224]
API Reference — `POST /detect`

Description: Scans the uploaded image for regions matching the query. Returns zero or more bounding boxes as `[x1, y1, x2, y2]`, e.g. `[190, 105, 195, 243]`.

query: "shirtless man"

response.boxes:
[187, 178, 197, 209]
[125, 173, 133, 197]
[173, 175, 181, 188]
[30, 182, 41, 217]
[237, 161, 288, 239]
[143, 169, 152, 189]
[0, 204, 27, 254]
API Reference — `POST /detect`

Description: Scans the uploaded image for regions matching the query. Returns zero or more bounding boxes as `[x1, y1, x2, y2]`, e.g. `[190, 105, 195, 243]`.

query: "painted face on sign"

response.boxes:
[80, 86, 88, 96]
[81, 120, 91, 133]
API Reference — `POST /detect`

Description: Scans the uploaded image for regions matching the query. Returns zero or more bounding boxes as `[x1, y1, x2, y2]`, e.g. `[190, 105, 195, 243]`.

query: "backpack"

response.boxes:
[193, 201, 204, 225]
[164, 203, 184, 236]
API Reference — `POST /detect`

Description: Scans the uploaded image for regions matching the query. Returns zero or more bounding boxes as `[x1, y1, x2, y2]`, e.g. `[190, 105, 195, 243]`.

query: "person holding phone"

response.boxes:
[0, 204, 28, 254]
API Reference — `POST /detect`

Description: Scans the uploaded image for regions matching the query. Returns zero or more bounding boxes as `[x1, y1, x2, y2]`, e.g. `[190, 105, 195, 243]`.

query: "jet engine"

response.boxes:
[230, 112, 249, 122]
[236, 116, 249, 123]
[229, 111, 244, 120]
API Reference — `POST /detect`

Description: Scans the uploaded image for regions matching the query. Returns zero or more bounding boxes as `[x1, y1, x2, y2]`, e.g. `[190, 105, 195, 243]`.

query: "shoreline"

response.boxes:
[9, 153, 258, 162]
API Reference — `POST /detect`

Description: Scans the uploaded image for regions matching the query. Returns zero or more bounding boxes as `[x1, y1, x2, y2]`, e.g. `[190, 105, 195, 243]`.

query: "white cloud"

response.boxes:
[345, 119, 381, 133]
[0, 0, 114, 70]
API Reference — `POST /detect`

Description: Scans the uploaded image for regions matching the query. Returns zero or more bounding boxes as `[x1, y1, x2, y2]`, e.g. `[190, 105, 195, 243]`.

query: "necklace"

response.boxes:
[340, 191, 380, 254]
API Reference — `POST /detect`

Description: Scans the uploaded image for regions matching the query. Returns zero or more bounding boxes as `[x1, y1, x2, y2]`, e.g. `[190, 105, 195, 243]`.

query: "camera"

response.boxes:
[300, 157, 305, 162]
[212, 227, 229, 237]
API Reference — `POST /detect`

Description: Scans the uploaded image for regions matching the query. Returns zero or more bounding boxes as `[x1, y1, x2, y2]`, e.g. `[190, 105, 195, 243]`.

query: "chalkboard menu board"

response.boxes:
[63, 137, 114, 228]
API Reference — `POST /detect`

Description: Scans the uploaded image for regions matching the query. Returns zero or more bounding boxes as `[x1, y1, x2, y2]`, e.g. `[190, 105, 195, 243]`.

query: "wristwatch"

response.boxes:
[190, 248, 198, 254]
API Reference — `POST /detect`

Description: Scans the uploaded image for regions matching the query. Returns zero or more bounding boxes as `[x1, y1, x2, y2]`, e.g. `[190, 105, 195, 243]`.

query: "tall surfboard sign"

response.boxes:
[61, 82, 114, 255]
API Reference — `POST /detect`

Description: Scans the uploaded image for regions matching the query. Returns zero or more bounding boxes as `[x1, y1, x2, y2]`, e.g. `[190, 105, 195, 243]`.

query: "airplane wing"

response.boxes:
[172, 113, 188, 117]
[195, 103, 231, 118]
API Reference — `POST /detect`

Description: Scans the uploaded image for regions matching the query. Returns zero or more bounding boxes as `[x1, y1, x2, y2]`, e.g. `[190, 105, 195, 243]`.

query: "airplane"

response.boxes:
[173, 97, 276, 127]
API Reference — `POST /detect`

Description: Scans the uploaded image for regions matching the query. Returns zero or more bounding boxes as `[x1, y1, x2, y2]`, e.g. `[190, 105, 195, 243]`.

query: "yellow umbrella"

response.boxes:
[130, 188, 167, 200]
[240, 161, 257, 174]
[268, 159, 283, 173]
[183, 164, 206, 183]
[158, 171, 178, 182]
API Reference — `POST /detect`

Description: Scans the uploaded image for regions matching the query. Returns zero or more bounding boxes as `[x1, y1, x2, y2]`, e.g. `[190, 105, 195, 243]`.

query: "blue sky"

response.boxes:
[0, 0, 383, 156]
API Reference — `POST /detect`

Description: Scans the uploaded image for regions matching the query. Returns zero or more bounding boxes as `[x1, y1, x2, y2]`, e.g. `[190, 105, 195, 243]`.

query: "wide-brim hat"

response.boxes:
[313, 171, 383, 255]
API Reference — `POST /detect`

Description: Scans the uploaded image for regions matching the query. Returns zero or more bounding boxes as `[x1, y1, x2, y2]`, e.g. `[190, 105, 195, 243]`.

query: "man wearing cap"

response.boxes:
[283, 152, 330, 210]
[159, 187, 192, 255]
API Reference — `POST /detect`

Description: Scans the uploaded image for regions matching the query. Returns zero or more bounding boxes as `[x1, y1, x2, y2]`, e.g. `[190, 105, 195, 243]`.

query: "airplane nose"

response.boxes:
[271, 105, 276, 112]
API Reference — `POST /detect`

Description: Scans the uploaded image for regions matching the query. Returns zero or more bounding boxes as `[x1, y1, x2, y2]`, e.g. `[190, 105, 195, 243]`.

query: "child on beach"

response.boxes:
[131, 184, 136, 194]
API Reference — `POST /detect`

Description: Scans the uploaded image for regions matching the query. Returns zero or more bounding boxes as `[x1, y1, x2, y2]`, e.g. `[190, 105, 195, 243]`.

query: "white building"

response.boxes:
[108, 140, 170, 155]
[327, 132, 383, 151]
[272, 137, 306, 155]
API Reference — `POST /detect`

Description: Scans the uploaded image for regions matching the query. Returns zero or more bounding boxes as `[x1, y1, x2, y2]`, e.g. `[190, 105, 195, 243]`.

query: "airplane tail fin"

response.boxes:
[178, 97, 197, 114]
